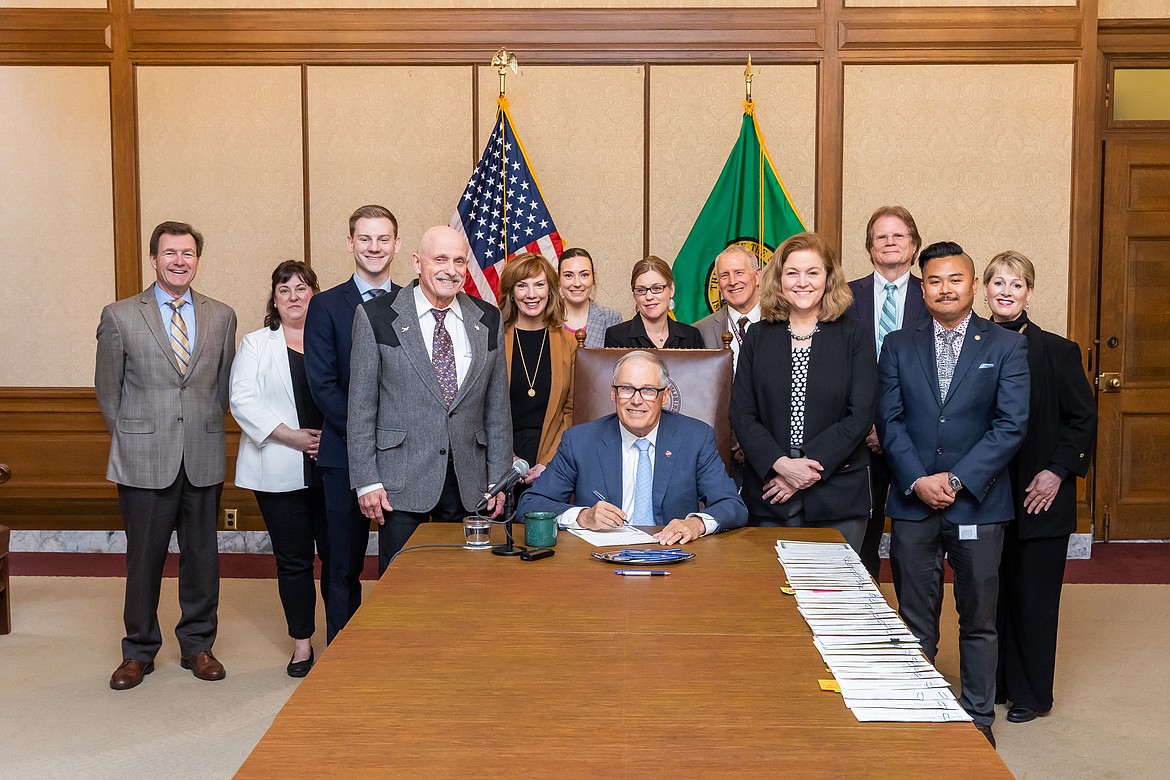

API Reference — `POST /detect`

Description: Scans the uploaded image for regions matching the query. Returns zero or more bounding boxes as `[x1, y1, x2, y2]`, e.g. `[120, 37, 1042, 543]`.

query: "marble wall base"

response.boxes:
[11, 530, 379, 556]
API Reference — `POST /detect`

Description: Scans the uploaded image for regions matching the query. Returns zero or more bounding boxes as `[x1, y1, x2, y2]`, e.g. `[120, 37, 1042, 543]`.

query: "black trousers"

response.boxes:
[890, 515, 1006, 727]
[320, 466, 369, 643]
[380, 456, 468, 571]
[254, 484, 329, 641]
[859, 451, 890, 580]
[118, 470, 221, 661]
[996, 525, 1069, 712]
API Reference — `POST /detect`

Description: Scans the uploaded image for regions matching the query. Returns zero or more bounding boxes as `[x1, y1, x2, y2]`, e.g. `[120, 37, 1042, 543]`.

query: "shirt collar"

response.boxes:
[872, 269, 911, 293]
[414, 283, 463, 323]
[153, 284, 193, 307]
[619, 420, 660, 453]
[352, 273, 394, 299]
[726, 301, 761, 325]
[934, 311, 973, 338]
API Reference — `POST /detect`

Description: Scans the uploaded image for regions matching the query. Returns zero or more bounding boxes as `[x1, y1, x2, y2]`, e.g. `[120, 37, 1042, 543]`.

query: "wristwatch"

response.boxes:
[947, 472, 963, 492]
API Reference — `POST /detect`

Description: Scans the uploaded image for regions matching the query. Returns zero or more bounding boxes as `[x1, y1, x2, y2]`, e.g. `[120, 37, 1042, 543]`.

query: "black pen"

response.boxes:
[614, 570, 670, 576]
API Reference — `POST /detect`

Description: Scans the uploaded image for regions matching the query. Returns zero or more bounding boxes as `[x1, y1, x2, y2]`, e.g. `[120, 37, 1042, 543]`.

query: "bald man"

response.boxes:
[348, 226, 512, 568]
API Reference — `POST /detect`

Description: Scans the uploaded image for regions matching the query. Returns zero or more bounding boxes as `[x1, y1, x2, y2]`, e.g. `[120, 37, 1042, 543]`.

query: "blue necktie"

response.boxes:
[877, 282, 898, 356]
[631, 438, 654, 525]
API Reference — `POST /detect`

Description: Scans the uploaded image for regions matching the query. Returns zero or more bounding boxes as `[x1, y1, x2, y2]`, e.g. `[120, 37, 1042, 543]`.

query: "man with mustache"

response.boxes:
[348, 225, 512, 565]
[877, 240, 1029, 747]
[304, 204, 401, 641]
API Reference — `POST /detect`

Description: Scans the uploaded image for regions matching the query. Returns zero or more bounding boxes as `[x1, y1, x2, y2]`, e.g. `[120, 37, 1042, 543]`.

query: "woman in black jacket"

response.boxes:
[730, 232, 875, 551]
[604, 255, 704, 349]
[983, 250, 1097, 724]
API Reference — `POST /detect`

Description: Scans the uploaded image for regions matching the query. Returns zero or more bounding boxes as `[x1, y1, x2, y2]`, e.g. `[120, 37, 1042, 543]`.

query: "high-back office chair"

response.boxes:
[571, 331, 735, 470]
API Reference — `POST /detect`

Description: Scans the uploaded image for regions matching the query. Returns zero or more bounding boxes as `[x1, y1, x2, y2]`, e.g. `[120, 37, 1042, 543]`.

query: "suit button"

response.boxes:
[180, 386, 186, 392]
[178, 417, 184, 423]
[939, 416, 946, 423]
[936, 447, 943, 455]
[439, 448, 447, 455]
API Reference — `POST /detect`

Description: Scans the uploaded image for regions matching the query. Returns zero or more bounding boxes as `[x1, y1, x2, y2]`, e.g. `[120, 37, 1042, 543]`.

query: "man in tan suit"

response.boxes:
[96, 221, 237, 690]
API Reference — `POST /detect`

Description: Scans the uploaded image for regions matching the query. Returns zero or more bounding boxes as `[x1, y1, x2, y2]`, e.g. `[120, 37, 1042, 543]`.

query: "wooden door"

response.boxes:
[1096, 139, 1170, 540]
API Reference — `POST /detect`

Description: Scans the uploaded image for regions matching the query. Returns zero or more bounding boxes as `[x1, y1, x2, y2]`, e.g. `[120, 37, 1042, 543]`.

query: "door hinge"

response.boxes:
[1102, 505, 1110, 539]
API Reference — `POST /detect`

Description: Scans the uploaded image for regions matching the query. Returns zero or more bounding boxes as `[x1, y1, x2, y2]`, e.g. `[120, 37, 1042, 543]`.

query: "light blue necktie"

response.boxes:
[877, 282, 898, 356]
[631, 438, 654, 525]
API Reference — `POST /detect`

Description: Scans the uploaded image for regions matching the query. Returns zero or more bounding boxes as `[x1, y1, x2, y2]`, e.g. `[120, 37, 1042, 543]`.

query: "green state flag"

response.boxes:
[672, 101, 806, 324]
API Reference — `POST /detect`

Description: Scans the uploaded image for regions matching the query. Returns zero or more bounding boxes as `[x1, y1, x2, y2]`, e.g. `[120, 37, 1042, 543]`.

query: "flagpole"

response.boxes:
[493, 47, 517, 264]
[745, 56, 766, 255]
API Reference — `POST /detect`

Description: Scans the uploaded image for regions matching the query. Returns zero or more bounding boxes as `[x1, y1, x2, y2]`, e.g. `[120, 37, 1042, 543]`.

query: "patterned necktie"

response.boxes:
[431, 308, 458, 407]
[167, 298, 190, 374]
[938, 329, 961, 402]
[631, 438, 654, 525]
[877, 282, 898, 356]
[737, 316, 750, 339]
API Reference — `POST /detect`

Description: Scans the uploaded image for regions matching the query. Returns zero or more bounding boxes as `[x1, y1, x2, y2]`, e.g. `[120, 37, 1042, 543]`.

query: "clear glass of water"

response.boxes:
[463, 516, 492, 549]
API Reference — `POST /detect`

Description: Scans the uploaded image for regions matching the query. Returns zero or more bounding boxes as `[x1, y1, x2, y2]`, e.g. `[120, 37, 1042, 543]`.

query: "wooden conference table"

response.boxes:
[237, 525, 1009, 779]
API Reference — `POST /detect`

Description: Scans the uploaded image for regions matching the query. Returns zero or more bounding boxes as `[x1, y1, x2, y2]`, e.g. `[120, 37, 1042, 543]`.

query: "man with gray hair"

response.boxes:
[517, 350, 747, 544]
[694, 244, 762, 369]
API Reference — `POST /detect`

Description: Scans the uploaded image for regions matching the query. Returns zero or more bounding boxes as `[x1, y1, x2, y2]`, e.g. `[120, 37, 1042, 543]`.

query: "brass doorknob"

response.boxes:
[0, 463, 10, 485]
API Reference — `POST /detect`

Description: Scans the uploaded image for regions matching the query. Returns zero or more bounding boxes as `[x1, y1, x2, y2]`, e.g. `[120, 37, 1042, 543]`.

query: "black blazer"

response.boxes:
[846, 272, 931, 355]
[730, 317, 877, 524]
[603, 316, 705, 349]
[1009, 316, 1097, 539]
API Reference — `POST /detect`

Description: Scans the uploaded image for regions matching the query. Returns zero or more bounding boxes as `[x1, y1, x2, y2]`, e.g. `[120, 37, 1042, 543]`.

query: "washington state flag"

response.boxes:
[672, 100, 806, 323]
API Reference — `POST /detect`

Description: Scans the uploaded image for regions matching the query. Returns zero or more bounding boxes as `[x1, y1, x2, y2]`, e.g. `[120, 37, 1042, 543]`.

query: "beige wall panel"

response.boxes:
[1100, 0, 1170, 18]
[650, 64, 817, 288]
[0, 0, 103, 7]
[0, 66, 113, 387]
[849, 0, 1070, 7]
[842, 64, 1074, 335]
[138, 67, 304, 335]
[307, 66, 470, 291]
[478, 65, 644, 318]
[138, 0, 810, 9]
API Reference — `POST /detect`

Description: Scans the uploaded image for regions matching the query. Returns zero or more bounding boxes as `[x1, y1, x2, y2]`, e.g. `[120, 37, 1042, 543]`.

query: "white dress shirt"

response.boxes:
[725, 302, 761, 370]
[557, 422, 717, 535]
[871, 269, 912, 346]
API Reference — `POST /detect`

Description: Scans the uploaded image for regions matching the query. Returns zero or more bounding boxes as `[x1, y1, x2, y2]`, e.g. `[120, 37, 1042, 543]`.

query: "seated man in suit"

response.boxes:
[518, 350, 747, 545]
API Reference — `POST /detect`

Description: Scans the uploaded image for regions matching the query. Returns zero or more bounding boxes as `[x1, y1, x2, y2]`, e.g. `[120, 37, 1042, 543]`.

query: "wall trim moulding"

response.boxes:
[1098, 20, 1170, 54]
[838, 7, 1083, 54]
[0, 10, 112, 63]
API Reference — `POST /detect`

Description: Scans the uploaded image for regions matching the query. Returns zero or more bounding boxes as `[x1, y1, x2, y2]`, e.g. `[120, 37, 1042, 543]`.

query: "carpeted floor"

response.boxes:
[1, 551, 1168, 778]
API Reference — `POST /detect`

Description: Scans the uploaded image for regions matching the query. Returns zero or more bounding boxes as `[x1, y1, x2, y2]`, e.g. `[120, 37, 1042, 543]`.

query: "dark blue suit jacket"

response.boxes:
[304, 277, 399, 470]
[517, 411, 748, 532]
[877, 313, 1029, 525]
[846, 272, 930, 358]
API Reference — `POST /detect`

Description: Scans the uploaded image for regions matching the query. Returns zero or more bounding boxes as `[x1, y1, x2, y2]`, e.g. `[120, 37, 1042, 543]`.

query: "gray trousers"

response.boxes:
[889, 514, 1006, 726]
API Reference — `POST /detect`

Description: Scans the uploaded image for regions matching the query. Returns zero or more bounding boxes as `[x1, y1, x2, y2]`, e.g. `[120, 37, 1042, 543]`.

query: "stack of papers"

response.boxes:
[775, 540, 971, 723]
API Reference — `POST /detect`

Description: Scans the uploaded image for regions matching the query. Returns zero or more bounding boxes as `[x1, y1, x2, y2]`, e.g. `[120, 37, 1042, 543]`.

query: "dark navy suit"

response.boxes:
[846, 272, 930, 577]
[517, 411, 747, 533]
[877, 311, 1029, 727]
[305, 277, 398, 642]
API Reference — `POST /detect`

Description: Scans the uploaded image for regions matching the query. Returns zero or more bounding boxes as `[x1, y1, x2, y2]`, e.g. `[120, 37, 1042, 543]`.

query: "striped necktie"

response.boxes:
[876, 282, 898, 356]
[167, 298, 191, 374]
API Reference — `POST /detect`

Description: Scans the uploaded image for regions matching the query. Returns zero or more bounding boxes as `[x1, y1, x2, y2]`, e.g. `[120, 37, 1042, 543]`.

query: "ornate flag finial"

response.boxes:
[492, 47, 519, 98]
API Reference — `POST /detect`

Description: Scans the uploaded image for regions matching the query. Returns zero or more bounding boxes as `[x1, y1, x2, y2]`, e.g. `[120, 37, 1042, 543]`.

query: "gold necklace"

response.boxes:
[516, 328, 548, 397]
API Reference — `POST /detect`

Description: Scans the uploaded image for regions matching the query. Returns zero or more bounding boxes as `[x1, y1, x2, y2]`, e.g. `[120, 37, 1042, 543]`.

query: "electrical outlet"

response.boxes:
[223, 508, 238, 530]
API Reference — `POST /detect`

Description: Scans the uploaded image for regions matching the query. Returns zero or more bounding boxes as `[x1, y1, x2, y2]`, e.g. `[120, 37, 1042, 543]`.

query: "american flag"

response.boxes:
[450, 98, 564, 302]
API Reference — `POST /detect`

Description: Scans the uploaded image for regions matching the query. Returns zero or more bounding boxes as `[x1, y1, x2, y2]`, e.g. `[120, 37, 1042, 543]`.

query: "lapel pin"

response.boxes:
[474, 324, 480, 331]
[665, 451, 672, 458]
[974, 334, 981, 341]
[401, 326, 410, 332]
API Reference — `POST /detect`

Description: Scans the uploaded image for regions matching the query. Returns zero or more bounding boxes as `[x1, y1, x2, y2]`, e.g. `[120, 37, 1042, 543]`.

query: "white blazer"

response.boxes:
[230, 325, 310, 492]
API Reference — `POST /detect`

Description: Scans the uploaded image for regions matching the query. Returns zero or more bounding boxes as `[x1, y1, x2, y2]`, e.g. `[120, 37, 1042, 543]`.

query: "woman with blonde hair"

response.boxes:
[498, 252, 577, 483]
[603, 255, 704, 349]
[730, 232, 876, 550]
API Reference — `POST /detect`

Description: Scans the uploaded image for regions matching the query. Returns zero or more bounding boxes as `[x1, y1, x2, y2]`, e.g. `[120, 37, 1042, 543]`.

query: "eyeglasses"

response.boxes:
[632, 284, 667, 297]
[874, 233, 909, 244]
[612, 385, 667, 400]
[159, 250, 197, 260]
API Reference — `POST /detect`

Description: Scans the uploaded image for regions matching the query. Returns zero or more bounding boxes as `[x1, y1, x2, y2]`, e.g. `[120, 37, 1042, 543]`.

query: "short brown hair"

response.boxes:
[498, 252, 565, 328]
[759, 232, 853, 323]
[982, 250, 1036, 289]
[348, 204, 398, 237]
[264, 260, 320, 330]
[629, 255, 674, 289]
[864, 205, 922, 259]
[149, 221, 204, 258]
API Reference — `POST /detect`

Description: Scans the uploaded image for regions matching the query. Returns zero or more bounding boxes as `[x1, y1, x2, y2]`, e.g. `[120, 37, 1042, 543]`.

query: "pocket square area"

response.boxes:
[978, 363, 995, 369]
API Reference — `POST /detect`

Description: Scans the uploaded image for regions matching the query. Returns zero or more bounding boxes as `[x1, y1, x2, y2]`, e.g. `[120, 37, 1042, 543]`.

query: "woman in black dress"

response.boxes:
[604, 255, 704, 349]
[983, 251, 1097, 724]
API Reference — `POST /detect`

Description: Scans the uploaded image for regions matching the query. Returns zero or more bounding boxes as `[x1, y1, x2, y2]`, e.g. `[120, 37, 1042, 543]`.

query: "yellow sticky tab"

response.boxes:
[780, 586, 796, 596]
[819, 679, 841, 693]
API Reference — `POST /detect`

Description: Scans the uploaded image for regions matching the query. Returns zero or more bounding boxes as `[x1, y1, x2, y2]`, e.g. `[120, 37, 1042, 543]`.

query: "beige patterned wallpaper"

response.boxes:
[842, 64, 1075, 335]
[306, 66, 471, 291]
[478, 65, 645, 318]
[136, 0, 810, 9]
[849, 0, 1071, 6]
[1100, 0, 1170, 18]
[0, 66, 114, 387]
[137, 67, 305, 335]
[649, 64, 817, 290]
[0, 0, 103, 6]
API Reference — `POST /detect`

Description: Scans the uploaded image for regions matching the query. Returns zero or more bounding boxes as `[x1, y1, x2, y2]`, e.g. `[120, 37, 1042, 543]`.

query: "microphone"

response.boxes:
[476, 458, 530, 511]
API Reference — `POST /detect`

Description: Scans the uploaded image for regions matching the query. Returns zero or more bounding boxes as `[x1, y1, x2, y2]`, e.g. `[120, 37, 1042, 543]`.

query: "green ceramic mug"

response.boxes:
[524, 511, 558, 548]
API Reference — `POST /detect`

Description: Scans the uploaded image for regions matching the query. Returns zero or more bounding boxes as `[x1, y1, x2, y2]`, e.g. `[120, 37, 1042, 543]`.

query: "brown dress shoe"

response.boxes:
[180, 650, 226, 681]
[110, 659, 154, 690]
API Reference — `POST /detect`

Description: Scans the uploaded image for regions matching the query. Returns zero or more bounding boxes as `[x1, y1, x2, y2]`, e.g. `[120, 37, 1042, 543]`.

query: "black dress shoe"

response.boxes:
[287, 647, 314, 678]
[975, 723, 996, 748]
[1007, 705, 1038, 723]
